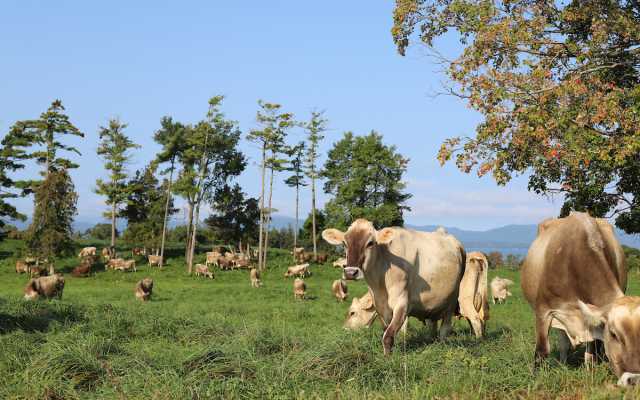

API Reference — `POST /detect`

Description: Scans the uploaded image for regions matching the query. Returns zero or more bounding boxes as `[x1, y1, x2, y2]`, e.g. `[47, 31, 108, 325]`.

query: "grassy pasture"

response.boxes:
[1, 239, 639, 399]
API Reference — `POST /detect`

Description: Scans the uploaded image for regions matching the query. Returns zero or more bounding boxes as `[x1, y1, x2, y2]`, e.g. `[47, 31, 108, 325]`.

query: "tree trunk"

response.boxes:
[159, 163, 174, 268]
[258, 144, 266, 271]
[111, 202, 116, 248]
[187, 201, 201, 275]
[185, 201, 194, 262]
[263, 165, 275, 270]
[311, 171, 317, 258]
[294, 183, 299, 250]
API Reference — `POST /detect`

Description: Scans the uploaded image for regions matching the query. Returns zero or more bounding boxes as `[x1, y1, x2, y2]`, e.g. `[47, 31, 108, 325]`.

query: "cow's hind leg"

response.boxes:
[557, 329, 571, 364]
[439, 312, 453, 340]
[382, 301, 408, 355]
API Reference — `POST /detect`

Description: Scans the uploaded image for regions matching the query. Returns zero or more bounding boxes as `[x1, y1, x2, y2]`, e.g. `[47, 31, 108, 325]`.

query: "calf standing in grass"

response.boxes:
[195, 264, 214, 279]
[148, 255, 162, 267]
[250, 268, 261, 288]
[332, 279, 348, 302]
[293, 278, 306, 300]
[135, 278, 154, 301]
[24, 274, 65, 300]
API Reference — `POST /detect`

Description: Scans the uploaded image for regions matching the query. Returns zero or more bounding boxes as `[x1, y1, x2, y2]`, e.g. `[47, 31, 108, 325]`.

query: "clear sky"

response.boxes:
[0, 1, 562, 230]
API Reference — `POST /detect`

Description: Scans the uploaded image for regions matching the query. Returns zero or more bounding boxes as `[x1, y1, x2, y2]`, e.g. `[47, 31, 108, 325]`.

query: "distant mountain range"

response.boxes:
[12, 214, 640, 252]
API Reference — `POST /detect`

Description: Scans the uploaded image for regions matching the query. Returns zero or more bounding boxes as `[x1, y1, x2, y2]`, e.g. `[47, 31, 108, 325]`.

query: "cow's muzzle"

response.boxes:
[618, 372, 640, 387]
[343, 267, 363, 280]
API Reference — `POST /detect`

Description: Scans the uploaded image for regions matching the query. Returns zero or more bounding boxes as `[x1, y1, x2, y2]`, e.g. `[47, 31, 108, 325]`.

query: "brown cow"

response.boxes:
[135, 278, 153, 301]
[323, 220, 465, 354]
[458, 251, 490, 338]
[114, 259, 136, 272]
[235, 258, 250, 270]
[293, 278, 306, 300]
[195, 264, 214, 279]
[148, 255, 162, 267]
[490, 277, 514, 304]
[314, 253, 328, 263]
[332, 279, 348, 302]
[520, 212, 640, 385]
[205, 251, 221, 268]
[132, 247, 147, 257]
[29, 265, 48, 278]
[250, 268, 261, 288]
[15, 260, 29, 274]
[72, 261, 92, 277]
[217, 257, 233, 270]
[24, 274, 65, 300]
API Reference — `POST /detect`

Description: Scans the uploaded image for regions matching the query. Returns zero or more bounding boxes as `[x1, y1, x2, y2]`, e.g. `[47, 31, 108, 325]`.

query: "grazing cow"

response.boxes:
[106, 258, 125, 271]
[135, 278, 153, 301]
[115, 259, 136, 272]
[205, 251, 221, 268]
[250, 268, 261, 288]
[333, 257, 347, 269]
[15, 260, 29, 274]
[217, 257, 233, 270]
[344, 291, 378, 329]
[195, 264, 214, 279]
[332, 279, 348, 302]
[78, 247, 97, 258]
[72, 262, 92, 277]
[284, 263, 310, 278]
[458, 251, 490, 338]
[24, 274, 65, 300]
[293, 278, 306, 300]
[314, 253, 328, 263]
[148, 255, 162, 267]
[520, 212, 639, 385]
[490, 277, 514, 304]
[323, 219, 465, 354]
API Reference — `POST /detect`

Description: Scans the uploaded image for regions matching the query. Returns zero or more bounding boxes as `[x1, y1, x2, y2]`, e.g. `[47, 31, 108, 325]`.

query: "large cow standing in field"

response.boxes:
[323, 219, 465, 354]
[458, 251, 489, 338]
[521, 212, 640, 386]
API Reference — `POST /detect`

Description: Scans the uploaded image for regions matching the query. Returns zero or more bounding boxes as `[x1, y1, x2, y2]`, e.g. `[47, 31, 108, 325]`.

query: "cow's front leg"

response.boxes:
[382, 300, 408, 355]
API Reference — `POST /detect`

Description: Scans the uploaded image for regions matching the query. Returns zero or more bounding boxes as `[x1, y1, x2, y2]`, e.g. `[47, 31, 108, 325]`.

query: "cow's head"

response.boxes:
[344, 292, 377, 329]
[579, 296, 640, 385]
[322, 219, 394, 280]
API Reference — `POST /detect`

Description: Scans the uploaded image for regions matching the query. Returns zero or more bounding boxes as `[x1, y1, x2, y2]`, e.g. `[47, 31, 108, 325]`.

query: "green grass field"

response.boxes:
[1, 239, 639, 399]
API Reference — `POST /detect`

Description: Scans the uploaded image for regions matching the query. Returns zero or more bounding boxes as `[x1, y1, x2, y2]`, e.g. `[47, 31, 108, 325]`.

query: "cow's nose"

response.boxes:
[618, 372, 640, 387]
[343, 267, 360, 280]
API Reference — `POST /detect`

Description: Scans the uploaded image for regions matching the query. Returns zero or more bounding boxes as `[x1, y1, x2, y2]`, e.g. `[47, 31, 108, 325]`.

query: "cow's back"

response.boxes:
[386, 228, 465, 319]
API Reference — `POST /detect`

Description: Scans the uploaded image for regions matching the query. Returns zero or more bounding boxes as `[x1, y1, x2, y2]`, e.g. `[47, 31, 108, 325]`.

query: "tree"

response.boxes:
[154, 117, 186, 267]
[284, 142, 307, 250]
[2, 100, 83, 184]
[487, 252, 504, 269]
[322, 131, 411, 229]
[25, 169, 78, 271]
[393, 0, 640, 233]
[304, 112, 327, 259]
[0, 140, 27, 239]
[205, 184, 260, 250]
[177, 96, 245, 273]
[299, 209, 326, 249]
[95, 119, 139, 248]
[247, 101, 294, 270]
[86, 223, 116, 241]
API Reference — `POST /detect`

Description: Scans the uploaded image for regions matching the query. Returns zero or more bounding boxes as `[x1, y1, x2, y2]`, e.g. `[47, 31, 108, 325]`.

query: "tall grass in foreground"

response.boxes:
[0, 240, 639, 399]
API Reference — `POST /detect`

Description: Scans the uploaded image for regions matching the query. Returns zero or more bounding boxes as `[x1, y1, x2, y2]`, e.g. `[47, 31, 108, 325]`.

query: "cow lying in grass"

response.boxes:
[135, 278, 153, 301]
[24, 274, 65, 300]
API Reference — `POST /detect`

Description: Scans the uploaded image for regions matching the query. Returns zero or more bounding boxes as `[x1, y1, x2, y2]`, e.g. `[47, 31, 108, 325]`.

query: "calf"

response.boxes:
[148, 255, 162, 267]
[332, 279, 348, 302]
[195, 264, 214, 279]
[284, 263, 310, 278]
[293, 278, 306, 300]
[24, 274, 65, 300]
[490, 277, 514, 304]
[458, 251, 490, 338]
[344, 291, 378, 329]
[323, 219, 465, 354]
[250, 268, 261, 288]
[135, 278, 154, 301]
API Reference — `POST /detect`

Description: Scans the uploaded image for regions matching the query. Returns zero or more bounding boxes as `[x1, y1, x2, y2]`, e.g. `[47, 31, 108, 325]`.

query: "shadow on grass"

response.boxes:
[0, 301, 85, 334]
[404, 324, 513, 351]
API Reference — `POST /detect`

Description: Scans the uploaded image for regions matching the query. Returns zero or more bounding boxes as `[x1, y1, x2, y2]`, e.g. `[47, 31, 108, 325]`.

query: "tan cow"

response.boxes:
[148, 255, 162, 267]
[333, 257, 347, 269]
[24, 274, 65, 300]
[332, 279, 348, 302]
[101, 247, 113, 262]
[292, 247, 305, 261]
[284, 263, 310, 278]
[106, 258, 125, 271]
[15, 260, 29, 274]
[293, 278, 306, 300]
[132, 247, 147, 257]
[250, 268, 261, 288]
[135, 278, 153, 301]
[195, 264, 214, 279]
[314, 253, 328, 263]
[458, 251, 490, 338]
[205, 251, 221, 268]
[217, 257, 233, 270]
[490, 277, 514, 304]
[344, 291, 378, 329]
[114, 259, 136, 272]
[78, 246, 96, 258]
[520, 212, 640, 385]
[323, 219, 465, 354]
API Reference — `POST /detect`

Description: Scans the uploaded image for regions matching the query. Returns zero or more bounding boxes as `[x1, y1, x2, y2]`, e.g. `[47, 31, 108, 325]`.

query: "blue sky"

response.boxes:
[0, 1, 562, 230]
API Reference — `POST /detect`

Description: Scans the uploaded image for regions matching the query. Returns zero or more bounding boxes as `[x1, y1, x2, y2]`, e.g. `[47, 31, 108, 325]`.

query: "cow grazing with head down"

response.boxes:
[520, 212, 640, 386]
[458, 251, 490, 338]
[293, 278, 306, 299]
[250, 268, 261, 288]
[344, 291, 378, 329]
[135, 278, 153, 301]
[24, 274, 65, 300]
[490, 277, 514, 304]
[332, 279, 348, 302]
[195, 264, 214, 279]
[323, 219, 465, 354]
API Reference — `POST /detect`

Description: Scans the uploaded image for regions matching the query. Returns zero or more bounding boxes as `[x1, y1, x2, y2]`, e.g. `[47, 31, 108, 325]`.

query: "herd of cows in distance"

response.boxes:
[11, 211, 640, 387]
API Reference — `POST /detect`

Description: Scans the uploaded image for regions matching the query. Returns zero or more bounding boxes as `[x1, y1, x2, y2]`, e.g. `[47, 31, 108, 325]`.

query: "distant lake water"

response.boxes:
[466, 247, 529, 257]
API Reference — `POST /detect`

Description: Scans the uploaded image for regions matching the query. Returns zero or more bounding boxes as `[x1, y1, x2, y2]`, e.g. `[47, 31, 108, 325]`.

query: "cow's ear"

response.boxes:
[322, 229, 345, 245]
[362, 294, 374, 310]
[578, 300, 606, 341]
[375, 228, 395, 245]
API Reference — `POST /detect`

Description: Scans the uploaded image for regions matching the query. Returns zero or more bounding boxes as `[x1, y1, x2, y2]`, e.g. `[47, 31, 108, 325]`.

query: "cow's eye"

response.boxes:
[349, 311, 356, 316]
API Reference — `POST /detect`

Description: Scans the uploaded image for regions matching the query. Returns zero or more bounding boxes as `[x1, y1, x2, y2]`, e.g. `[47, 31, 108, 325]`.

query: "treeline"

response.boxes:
[0, 97, 412, 271]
